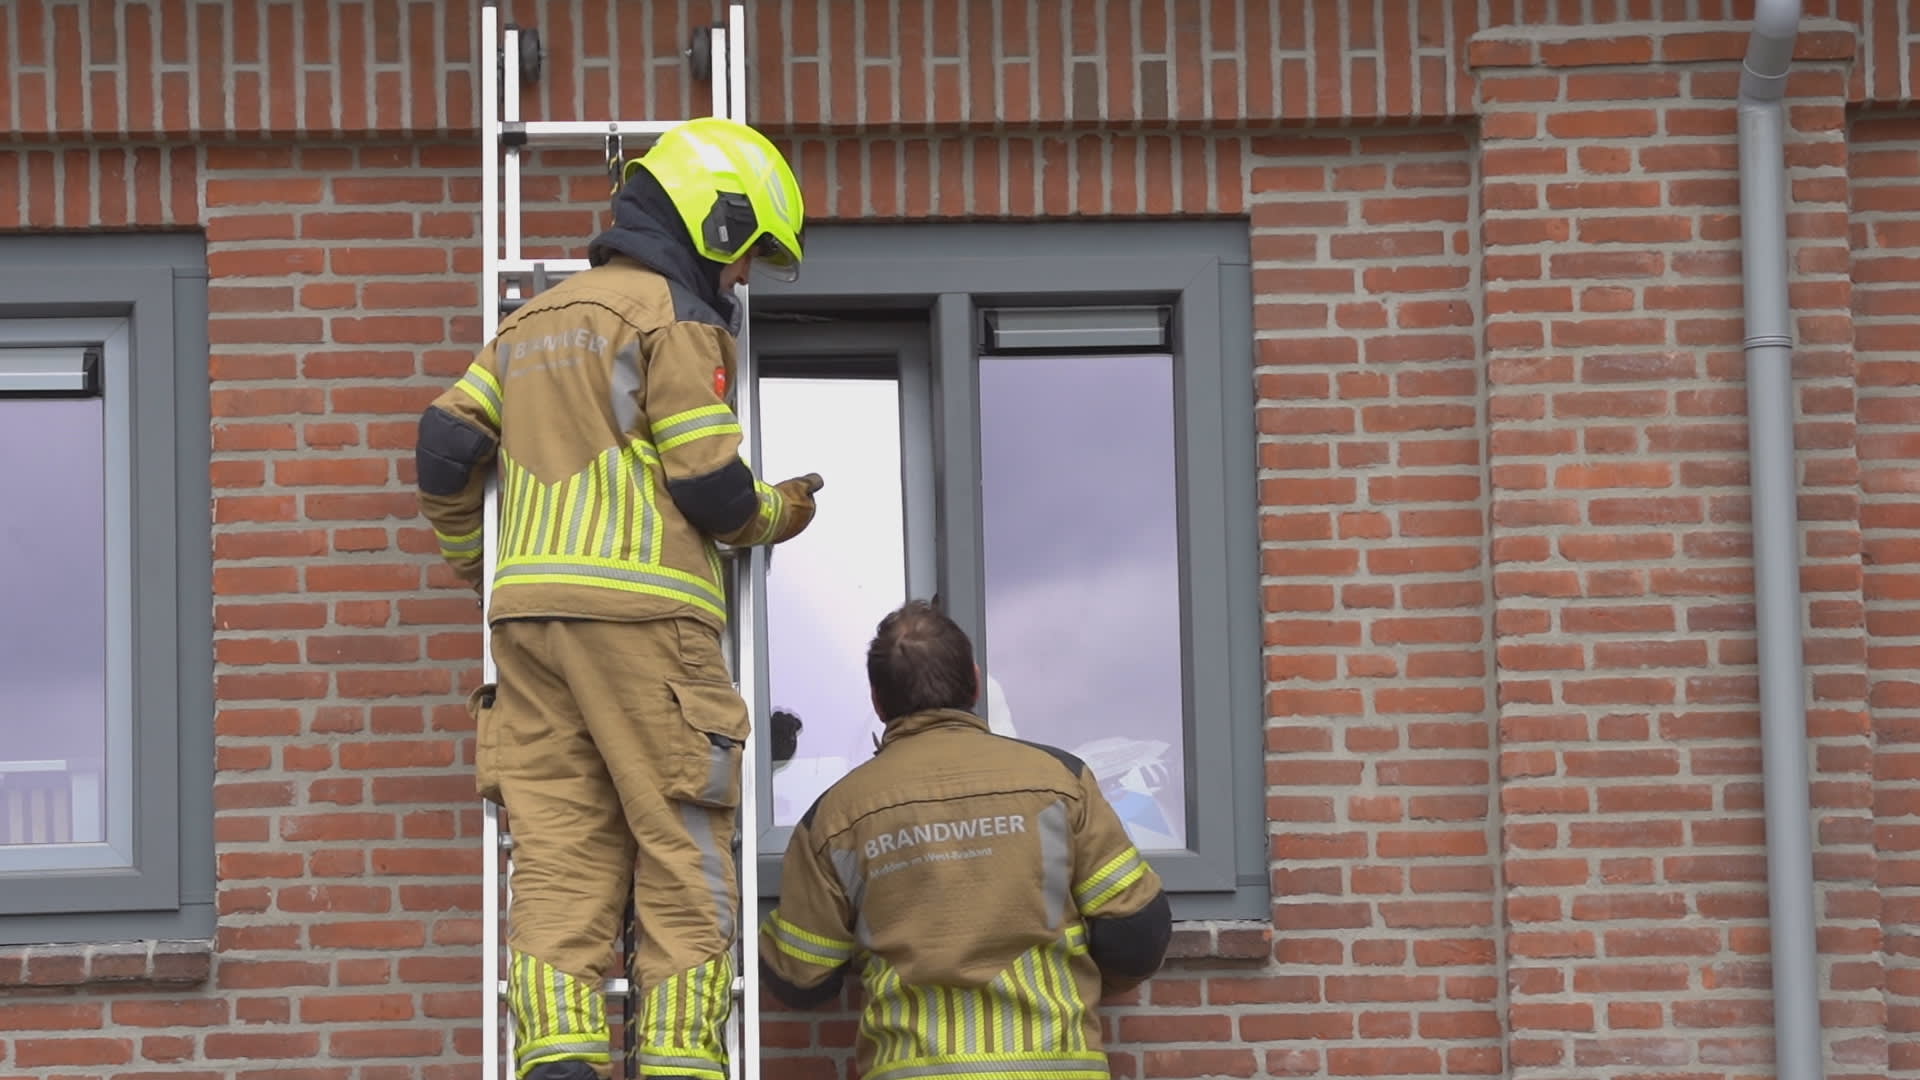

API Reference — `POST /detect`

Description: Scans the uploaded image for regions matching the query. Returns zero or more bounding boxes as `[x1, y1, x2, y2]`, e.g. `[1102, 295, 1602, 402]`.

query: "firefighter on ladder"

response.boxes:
[413, 117, 819, 1080]
[760, 600, 1175, 1080]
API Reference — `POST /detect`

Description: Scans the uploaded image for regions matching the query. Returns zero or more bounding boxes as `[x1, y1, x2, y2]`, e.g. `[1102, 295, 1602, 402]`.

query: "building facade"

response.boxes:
[1, 1, 1916, 1078]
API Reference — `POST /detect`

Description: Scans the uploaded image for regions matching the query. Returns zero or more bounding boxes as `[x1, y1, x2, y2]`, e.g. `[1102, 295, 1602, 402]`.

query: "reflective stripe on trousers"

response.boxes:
[509, 950, 612, 1078]
[636, 952, 734, 1080]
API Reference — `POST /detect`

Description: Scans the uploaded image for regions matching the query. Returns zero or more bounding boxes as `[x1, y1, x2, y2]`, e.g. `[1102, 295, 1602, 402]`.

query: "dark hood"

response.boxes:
[586, 167, 741, 330]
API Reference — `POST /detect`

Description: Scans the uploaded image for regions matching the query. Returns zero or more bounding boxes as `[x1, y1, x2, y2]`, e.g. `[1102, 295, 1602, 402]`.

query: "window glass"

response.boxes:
[978, 353, 1188, 850]
[759, 376, 907, 827]
[0, 397, 108, 846]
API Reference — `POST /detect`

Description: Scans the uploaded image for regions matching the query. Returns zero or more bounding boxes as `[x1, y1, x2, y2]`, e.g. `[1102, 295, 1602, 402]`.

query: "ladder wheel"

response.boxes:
[518, 27, 543, 85]
[687, 25, 712, 81]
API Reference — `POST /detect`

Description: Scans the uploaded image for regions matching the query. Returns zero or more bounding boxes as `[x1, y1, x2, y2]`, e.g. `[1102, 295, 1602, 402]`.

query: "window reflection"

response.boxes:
[0, 397, 108, 846]
[979, 353, 1188, 850]
[759, 375, 907, 827]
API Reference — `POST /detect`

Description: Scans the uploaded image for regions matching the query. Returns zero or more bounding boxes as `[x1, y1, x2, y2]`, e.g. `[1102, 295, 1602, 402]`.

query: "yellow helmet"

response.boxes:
[623, 117, 806, 282]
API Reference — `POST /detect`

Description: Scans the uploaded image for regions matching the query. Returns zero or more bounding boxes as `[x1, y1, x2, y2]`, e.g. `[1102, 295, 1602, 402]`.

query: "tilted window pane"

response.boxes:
[978, 353, 1188, 850]
[759, 377, 907, 827]
[0, 398, 108, 846]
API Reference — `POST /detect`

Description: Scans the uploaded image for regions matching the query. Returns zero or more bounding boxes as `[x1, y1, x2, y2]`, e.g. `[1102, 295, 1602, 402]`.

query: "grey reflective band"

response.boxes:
[549, 964, 571, 1035]
[639, 1052, 727, 1074]
[0, 346, 99, 396]
[1074, 849, 1144, 910]
[766, 916, 851, 963]
[517, 1038, 611, 1064]
[680, 806, 736, 944]
[654, 409, 738, 446]
[459, 366, 503, 420]
[1038, 801, 1071, 929]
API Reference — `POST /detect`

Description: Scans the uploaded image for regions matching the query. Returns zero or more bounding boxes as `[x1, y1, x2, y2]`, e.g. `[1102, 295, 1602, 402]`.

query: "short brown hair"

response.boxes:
[866, 599, 977, 722]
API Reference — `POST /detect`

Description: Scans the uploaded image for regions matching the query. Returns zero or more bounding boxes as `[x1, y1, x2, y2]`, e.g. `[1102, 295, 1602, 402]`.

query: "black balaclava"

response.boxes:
[585, 165, 740, 330]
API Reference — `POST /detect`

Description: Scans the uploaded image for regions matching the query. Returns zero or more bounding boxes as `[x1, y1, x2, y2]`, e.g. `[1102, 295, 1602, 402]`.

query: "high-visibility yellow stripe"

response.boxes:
[491, 438, 725, 609]
[1080, 863, 1146, 915]
[765, 910, 856, 967]
[638, 955, 731, 1080]
[643, 450, 665, 563]
[861, 932, 1097, 1073]
[576, 453, 603, 558]
[455, 363, 503, 426]
[532, 473, 556, 554]
[746, 480, 785, 545]
[436, 525, 482, 560]
[1074, 848, 1146, 915]
[652, 403, 741, 452]
[493, 571, 726, 619]
[632, 448, 655, 564]
[508, 950, 610, 1078]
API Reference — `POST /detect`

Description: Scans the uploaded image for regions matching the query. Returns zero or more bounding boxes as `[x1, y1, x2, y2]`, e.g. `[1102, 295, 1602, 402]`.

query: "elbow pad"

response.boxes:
[666, 459, 760, 536]
[1086, 891, 1172, 982]
[416, 406, 496, 496]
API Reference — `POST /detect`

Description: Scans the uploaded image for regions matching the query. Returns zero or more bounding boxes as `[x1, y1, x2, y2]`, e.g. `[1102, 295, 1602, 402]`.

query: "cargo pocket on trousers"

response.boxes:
[469, 682, 504, 805]
[662, 678, 750, 809]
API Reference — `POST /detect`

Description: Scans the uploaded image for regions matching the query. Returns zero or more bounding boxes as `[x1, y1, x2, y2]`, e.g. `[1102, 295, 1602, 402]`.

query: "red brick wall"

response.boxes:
[1473, 21, 1882, 1078]
[3, 2, 1920, 1079]
[1851, 113, 1920, 1077]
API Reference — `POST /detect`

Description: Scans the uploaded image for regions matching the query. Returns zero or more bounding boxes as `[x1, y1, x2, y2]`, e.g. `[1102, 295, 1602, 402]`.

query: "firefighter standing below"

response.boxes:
[760, 600, 1174, 1080]
[413, 117, 821, 1080]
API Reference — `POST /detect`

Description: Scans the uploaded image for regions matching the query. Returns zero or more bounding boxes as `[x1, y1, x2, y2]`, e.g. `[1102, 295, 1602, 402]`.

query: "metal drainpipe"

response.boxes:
[1735, 2, 1827, 1078]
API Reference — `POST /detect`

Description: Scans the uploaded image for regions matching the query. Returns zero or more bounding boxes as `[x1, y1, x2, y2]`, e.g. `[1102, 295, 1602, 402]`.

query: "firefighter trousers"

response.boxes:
[471, 616, 749, 1080]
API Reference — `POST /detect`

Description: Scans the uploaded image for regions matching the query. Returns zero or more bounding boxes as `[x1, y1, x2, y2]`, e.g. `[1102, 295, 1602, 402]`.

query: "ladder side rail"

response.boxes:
[503, 24, 524, 267]
[499, 22, 526, 1078]
[723, 9, 762, 1080]
[708, 25, 743, 1080]
[479, 7, 504, 1080]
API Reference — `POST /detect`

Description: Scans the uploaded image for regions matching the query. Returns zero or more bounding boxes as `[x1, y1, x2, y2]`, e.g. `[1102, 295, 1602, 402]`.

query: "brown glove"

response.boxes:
[768, 473, 823, 543]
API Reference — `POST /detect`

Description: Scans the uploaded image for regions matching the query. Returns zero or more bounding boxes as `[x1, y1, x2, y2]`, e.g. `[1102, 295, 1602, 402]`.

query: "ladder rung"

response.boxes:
[504, 119, 680, 146]
[499, 259, 592, 276]
[494, 976, 747, 999]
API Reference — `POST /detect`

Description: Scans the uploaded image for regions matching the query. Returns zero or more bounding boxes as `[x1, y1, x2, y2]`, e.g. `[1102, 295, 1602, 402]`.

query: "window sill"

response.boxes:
[0, 939, 212, 989]
[1163, 920, 1272, 965]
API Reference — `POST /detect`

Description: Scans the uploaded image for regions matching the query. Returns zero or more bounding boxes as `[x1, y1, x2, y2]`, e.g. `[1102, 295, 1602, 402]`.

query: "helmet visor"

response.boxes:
[753, 233, 801, 283]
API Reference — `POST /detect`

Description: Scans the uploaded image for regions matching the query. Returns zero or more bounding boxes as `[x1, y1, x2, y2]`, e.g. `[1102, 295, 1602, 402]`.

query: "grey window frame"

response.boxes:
[745, 221, 1266, 921]
[0, 233, 215, 946]
[747, 321, 939, 831]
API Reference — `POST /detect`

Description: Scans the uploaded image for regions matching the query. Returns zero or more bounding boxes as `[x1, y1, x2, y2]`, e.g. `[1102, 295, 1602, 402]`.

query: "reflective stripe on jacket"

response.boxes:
[413, 255, 809, 629]
[760, 709, 1168, 1080]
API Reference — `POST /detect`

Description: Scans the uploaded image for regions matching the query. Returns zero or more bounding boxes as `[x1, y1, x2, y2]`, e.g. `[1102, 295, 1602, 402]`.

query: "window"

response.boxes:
[0, 234, 214, 946]
[741, 222, 1265, 920]
[750, 325, 937, 828]
[979, 347, 1189, 850]
[2, 346, 112, 851]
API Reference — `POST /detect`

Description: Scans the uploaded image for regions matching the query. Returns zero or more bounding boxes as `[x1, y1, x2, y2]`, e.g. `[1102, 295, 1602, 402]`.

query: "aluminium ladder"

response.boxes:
[476, 6, 765, 1079]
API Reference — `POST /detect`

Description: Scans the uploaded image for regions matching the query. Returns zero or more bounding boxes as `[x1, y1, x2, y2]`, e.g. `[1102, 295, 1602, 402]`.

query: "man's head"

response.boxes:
[622, 117, 806, 285]
[865, 599, 979, 724]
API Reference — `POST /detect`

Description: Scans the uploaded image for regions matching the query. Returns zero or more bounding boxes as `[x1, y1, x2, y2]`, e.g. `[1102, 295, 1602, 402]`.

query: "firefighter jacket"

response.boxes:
[759, 708, 1174, 1080]
[413, 238, 816, 632]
